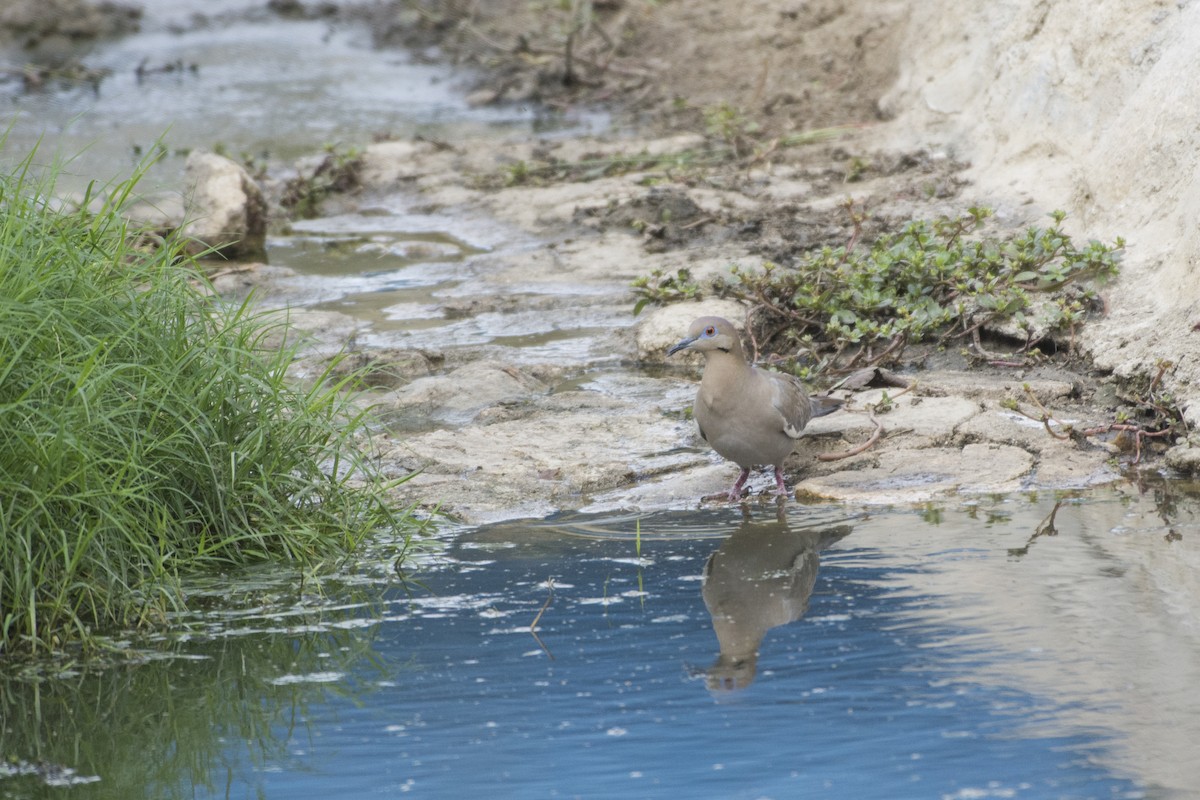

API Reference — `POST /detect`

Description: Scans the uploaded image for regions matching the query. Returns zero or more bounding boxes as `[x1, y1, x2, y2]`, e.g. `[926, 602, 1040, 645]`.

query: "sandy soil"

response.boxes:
[379, 0, 906, 142]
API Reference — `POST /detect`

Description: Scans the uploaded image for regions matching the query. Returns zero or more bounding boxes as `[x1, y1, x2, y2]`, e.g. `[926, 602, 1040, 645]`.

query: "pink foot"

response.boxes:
[701, 467, 752, 503]
[773, 465, 789, 497]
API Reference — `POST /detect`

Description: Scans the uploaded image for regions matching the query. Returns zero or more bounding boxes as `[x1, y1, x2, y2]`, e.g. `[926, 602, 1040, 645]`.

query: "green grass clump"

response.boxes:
[0, 155, 415, 656]
[634, 206, 1123, 376]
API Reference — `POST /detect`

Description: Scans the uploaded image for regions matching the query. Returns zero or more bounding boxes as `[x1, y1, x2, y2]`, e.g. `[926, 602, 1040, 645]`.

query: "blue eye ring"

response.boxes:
[703, 325, 716, 336]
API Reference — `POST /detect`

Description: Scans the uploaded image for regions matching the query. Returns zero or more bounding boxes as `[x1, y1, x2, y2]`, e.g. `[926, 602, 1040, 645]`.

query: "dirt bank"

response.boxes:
[878, 0, 1200, 424]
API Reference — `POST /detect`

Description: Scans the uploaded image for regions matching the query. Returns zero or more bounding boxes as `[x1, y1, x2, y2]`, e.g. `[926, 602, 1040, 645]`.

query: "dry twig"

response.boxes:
[817, 414, 884, 462]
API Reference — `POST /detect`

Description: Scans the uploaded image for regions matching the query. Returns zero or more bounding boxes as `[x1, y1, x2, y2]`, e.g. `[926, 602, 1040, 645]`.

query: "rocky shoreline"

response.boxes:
[8, 0, 1200, 525]
[209, 132, 1165, 524]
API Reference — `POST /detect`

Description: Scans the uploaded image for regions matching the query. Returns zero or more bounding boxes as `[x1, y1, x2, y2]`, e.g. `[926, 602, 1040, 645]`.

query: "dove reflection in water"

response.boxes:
[700, 504, 853, 692]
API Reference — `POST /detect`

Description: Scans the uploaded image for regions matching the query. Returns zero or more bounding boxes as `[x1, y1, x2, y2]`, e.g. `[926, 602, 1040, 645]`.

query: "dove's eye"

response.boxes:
[704, 326, 716, 336]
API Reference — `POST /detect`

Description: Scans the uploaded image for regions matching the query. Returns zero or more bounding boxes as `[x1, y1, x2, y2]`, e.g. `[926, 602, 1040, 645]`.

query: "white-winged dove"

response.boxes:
[702, 508, 853, 691]
[668, 316, 814, 500]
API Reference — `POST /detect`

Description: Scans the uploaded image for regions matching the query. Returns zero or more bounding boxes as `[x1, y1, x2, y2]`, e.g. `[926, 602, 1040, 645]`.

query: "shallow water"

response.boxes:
[261, 209, 634, 366]
[5, 7, 1200, 799]
[0, 0, 603, 193]
[4, 486, 1200, 798]
[1, 0, 622, 368]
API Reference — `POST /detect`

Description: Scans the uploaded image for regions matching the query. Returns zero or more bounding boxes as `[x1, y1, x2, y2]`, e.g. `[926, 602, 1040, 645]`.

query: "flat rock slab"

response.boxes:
[796, 444, 1035, 503]
[805, 392, 980, 441]
[378, 391, 707, 524]
[382, 361, 550, 428]
[916, 370, 1079, 404]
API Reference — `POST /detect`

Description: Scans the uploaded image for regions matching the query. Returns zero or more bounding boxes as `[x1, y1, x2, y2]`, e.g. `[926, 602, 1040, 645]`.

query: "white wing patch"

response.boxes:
[766, 371, 812, 440]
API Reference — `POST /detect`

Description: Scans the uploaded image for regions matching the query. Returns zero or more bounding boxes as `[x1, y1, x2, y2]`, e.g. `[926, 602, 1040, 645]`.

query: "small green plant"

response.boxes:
[631, 267, 702, 315]
[704, 102, 760, 158]
[920, 504, 944, 525]
[529, 577, 555, 658]
[870, 389, 894, 414]
[635, 205, 1123, 375]
[504, 159, 531, 186]
[280, 142, 364, 218]
[635, 518, 645, 606]
[844, 156, 871, 183]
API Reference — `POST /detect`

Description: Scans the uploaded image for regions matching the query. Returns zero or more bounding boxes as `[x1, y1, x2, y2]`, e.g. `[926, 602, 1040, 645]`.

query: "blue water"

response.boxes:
[7, 491, 1200, 799]
[6, 5, 1196, 798]
[170, 494, 1197, 800]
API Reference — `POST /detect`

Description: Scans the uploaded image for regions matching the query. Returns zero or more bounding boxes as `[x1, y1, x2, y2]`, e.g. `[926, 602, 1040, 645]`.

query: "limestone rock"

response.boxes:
[1165, 445, 1200, 475]
[796, 444, 1035, 503]
[182, 151, 267, 260]
[380, 391, 703, 523]
[804, 391, 980, 442]
[360, 140, 438, 188]
[383, 362, 550, 428]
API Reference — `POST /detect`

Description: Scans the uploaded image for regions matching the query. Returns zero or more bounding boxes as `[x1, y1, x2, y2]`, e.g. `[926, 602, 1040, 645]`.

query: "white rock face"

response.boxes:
[182, 150, 267, 260]
[877, 1, 1200, 425]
